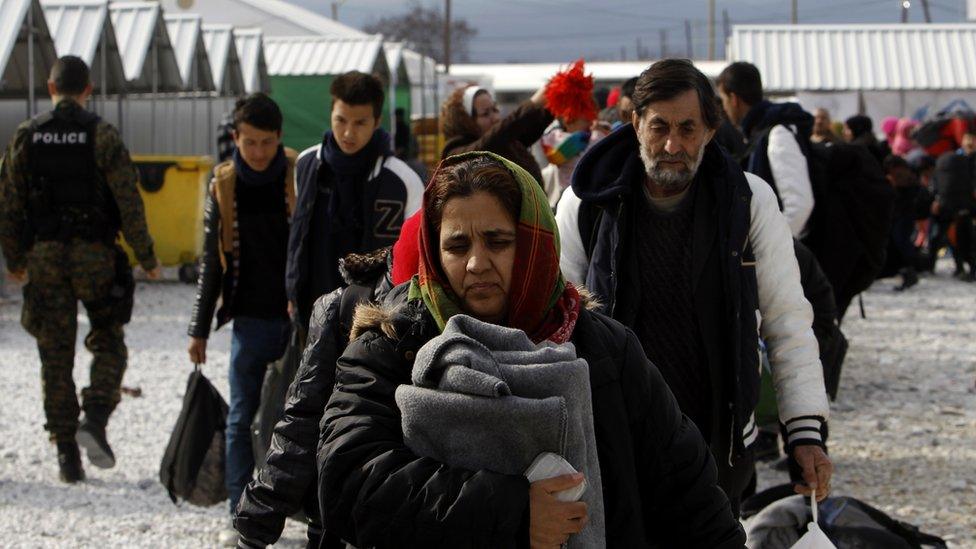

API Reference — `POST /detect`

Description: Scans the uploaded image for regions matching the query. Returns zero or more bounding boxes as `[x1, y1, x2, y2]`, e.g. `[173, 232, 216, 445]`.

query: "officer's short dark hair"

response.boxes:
[233, 93, 282, 133]
[621, 77, 639, 100]
[632, 59, 721, 130]
[716, 61, 764, 106]
[49, 56, 90, 96]
[331, 71, 385, 119]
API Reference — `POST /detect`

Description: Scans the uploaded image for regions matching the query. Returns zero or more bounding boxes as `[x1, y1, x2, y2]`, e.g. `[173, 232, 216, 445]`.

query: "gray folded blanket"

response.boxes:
[394, 314, 606, 549]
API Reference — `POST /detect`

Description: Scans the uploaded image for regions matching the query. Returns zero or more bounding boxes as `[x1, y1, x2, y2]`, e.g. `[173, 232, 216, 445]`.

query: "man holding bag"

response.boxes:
[185, 93, 296, 545]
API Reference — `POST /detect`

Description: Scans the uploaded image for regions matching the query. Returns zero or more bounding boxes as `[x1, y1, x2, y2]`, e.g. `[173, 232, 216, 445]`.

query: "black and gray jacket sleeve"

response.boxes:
[234, 289, 344, 547]
[318, 330, 530, 548]
[187, 191, 222, 339]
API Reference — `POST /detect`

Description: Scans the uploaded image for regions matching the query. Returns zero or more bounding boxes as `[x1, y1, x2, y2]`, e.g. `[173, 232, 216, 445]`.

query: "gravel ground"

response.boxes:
[1, 262, 974, 547]
[0, 279, 307, 548]
[756, 262, 976, 548]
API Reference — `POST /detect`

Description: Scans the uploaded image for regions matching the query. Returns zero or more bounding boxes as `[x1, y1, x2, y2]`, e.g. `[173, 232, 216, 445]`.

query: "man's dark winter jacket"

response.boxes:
[286, 131, 422, 328]
[933, 152, 975, 216]
[235, 248, 393, 549]
[317, 288, 746, 548]
[555, 126, 828, 469]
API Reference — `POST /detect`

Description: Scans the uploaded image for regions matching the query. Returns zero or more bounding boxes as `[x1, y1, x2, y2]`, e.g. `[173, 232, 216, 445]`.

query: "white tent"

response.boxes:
[0, 0, 58, 147]
[263, 34, 387, 77]
[157, 0, 367, 38]
[41, 0, 125, 92]
[201, 23, 244, 96]
[402, 48, 438, 120]
[164, 13, 214, 92]
[0, 0, 57, 101]
[233, 27, 268, 93]
[109, 0, 181, 93]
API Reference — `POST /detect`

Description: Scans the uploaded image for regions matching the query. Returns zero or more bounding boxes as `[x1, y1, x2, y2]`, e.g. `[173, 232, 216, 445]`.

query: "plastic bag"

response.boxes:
[792, 493, 837, 549]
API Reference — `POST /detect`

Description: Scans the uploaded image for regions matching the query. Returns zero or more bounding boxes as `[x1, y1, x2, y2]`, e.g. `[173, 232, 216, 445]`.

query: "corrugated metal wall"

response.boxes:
[0, 95, 235, 156]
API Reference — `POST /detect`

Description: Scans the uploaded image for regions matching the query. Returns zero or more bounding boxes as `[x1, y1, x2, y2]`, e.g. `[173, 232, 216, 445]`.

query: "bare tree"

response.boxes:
[363, 1, 477, 62]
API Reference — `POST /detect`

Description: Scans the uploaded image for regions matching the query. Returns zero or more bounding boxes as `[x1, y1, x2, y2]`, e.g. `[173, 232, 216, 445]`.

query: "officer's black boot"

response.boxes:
[57, 441, 85, 483]
[76, 405, 116, 469]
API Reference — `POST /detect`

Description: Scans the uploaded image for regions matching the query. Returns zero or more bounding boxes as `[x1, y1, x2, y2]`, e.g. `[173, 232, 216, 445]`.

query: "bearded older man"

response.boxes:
[555, 59, 832, 515]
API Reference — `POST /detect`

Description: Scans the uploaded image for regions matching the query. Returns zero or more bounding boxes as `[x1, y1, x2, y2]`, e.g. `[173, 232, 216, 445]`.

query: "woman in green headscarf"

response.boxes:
[316, 151, 744, 548]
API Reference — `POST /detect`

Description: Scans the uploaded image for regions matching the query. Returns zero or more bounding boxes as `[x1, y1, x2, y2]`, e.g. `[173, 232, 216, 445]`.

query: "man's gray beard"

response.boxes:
[640, 143, 707, 191]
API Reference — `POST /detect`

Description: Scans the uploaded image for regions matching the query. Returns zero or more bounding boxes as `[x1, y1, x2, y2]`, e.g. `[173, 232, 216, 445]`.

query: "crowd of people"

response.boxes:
[2, 51, 973, 548]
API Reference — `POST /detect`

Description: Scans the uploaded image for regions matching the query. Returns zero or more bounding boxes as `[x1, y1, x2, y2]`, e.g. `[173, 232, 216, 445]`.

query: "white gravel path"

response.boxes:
[1, 262, 974, 547]
[0, 280, 307, 548]
[756, 261, 976, 548]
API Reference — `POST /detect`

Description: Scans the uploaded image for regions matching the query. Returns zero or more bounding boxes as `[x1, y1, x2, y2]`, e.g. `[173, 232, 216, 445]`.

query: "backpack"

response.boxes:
[801, 142, 895, 309]
[159, 367, 229, 507]
[743, 486, 947, 549]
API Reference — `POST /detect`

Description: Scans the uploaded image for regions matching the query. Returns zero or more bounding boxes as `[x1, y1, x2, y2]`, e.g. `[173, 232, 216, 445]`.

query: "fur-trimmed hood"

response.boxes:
[338, 246, 392, 287]
[349, 284, 601, 342]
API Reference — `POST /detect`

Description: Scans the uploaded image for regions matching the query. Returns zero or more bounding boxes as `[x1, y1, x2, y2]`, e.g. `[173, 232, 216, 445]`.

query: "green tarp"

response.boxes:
[271, 75, 402, 152]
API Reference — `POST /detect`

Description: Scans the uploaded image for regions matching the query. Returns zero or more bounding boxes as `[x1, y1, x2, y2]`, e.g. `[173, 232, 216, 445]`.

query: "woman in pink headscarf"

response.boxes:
[891, 118, 919, 157]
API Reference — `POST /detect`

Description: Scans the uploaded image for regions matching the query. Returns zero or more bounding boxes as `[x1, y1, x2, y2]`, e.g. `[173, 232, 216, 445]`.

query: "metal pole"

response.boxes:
[331, 2, 338, 20]
[27, 3, 35, 118]
[659, 29, 667, 58]
[791, 0, 798, 24]
[921, 0, 932, 22]
[443, 0, 451, 74]
[420, 53, 426, 121]
[902, 3, 908, 23]
[100, 26, 108, 115]
[191, 59, 197, 155]
[723, 9, 731, 46]
[151, 38, 157, 152]
[708, 0, 716, 60]
[685, 20, 693, 58]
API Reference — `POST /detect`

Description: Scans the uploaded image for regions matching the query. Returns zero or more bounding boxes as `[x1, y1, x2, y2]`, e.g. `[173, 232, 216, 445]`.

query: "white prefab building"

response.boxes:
[728, 24, 976, 126]
[447, 60, 726, 112]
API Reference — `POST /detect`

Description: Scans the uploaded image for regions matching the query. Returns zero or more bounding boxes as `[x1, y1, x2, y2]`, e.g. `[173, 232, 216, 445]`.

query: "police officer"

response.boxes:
[0, 56, 159, 483]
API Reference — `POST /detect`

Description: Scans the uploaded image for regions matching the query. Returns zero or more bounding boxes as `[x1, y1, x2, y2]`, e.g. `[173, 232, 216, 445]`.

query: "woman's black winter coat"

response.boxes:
[317, 287, 746, 548]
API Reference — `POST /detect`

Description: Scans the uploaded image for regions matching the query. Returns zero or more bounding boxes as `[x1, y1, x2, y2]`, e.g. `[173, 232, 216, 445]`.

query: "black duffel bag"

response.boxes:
[250, 323, 304, 471]
[160, 366, 229, 507]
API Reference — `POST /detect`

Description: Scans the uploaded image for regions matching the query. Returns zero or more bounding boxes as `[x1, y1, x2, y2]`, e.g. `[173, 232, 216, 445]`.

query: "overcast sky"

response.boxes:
[291, 0, 969, 62]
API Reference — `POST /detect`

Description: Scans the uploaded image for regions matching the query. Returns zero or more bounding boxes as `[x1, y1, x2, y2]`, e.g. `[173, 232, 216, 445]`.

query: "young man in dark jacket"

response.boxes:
[717, 61, 816, 239]
[556, 59, 832, 515]
[185, 93, 296, 545]
[286, 71, 423, 329]
[933, 149, 976, 280]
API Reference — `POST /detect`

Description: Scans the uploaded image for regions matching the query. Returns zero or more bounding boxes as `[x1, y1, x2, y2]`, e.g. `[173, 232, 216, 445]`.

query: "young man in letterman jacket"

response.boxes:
[286, 71, 423, 331]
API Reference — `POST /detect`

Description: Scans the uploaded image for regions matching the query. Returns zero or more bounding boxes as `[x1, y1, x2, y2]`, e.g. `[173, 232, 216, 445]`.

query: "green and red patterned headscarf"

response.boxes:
[408, 151, 580, 343]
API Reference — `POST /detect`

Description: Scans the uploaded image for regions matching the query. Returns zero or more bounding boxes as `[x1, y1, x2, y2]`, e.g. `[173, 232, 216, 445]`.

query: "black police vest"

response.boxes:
[27, 107, 120, 242]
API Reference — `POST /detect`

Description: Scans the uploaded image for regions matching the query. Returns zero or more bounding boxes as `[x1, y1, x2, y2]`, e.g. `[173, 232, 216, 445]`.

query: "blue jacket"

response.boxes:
[286, 139, 423, 327]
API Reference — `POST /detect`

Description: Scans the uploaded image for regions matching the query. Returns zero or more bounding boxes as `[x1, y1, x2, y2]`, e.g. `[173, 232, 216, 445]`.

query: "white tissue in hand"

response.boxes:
[525, 452, 587, 502]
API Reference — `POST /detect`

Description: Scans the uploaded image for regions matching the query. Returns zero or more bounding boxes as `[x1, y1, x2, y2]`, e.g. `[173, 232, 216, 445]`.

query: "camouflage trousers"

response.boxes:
[22, 240, 126, 442]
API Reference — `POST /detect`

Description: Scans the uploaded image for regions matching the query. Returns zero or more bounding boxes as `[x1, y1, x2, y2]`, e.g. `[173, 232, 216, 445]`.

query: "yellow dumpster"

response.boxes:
[123, 155, 213, 282]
